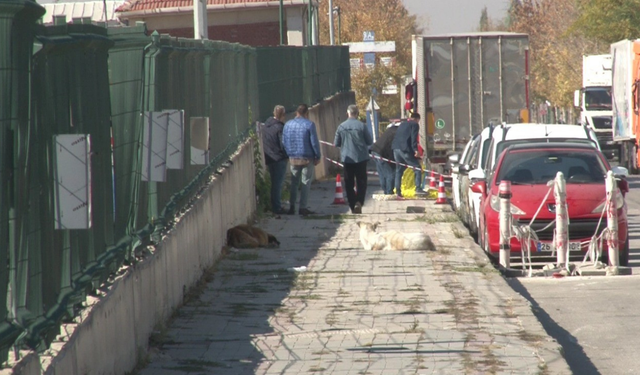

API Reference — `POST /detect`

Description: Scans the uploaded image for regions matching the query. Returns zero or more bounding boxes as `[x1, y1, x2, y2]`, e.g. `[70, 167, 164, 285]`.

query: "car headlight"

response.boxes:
[490, 194, 526, 215]
[592, 189, 625, 213]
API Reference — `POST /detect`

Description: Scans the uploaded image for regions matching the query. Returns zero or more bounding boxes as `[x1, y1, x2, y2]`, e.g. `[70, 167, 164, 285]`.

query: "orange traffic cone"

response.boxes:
[435, 175, 447, 204]
[429, 170, 437, 189]
[332, 174, 346, 205]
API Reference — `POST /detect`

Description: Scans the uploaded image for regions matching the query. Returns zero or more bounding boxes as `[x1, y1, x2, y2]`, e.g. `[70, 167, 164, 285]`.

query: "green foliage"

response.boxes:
[571, 0, 640, 44]
[317, 0, 421, 119]
[351, 63, 404, 120]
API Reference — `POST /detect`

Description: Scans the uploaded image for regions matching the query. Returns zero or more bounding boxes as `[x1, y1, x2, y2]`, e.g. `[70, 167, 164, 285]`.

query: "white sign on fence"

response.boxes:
[141, 111, 168, 182]
[164, 109, 184, 169]
[53, 134, 92, 230]
[190, 117, 210, 165]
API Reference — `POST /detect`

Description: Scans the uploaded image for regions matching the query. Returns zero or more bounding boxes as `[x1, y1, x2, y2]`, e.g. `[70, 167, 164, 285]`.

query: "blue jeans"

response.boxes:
[372, 152, 395, 194]
[289, 162, 315, 211]
[268, 159, 288, 212]
[393, 149, 422, 196]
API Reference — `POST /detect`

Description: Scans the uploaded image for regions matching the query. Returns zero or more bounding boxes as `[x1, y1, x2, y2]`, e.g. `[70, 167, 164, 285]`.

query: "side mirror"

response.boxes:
[459, 164, 469, 173]
[573, 89, 581, 108]
[470, 181, 487, 196]
[448, 153, 460, 165]
[468, 168, 485, 181]
[612, 165, 629, 178]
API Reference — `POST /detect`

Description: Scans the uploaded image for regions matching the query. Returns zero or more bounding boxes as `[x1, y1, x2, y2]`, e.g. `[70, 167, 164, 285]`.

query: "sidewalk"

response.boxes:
[138, 179, 571, 375]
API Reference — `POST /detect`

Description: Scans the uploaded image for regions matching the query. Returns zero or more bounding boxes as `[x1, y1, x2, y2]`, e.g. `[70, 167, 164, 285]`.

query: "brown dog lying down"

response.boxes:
[227, 224, 280, 248]
[356, 221, 435, 251]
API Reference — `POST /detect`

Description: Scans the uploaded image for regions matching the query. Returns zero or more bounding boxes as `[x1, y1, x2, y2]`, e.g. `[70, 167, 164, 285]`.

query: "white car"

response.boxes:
[467, 123, 600, 237]
[450, 136, 476, 212]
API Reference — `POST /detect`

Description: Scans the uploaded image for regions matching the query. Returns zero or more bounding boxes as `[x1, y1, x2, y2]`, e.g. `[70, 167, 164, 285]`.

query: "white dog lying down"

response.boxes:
[356, 222, 436, 251]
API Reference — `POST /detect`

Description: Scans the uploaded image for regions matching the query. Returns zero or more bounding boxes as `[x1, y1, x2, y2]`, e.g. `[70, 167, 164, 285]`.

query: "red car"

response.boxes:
[472, 142, 629, 265]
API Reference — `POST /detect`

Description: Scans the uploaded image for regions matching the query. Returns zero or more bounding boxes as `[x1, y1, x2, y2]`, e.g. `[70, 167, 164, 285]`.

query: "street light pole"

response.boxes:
[328, 0, 334, 45]
[334, 6, 341, 45]
[279, 0, 284, 45]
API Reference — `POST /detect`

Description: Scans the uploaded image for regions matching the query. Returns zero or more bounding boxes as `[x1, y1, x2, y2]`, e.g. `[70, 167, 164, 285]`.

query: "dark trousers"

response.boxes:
[393, 149, 422, 196]
[344, 160, 368, 210]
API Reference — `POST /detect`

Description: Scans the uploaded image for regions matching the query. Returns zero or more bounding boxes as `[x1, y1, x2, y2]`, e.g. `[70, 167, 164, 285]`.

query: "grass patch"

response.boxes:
[451, 224, 466, 238]
[309, 366, 327, 372]
[289, 294, 322, 300]
[399, 214, 460, 224]
[302, 214, 353, 221]
[227, 252, 260, 261]
[452, 266, 498, 275]
[230, 303, 259, 316]
[404, 318, 424, 333]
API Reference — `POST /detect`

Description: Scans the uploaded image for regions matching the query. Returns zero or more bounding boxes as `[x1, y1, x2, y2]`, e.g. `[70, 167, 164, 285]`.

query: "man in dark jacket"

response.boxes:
[334, 104, 372, 214]
[370, 122, 399, 195]
[262, 105, 288, 214]
[392, 112, 423, 197]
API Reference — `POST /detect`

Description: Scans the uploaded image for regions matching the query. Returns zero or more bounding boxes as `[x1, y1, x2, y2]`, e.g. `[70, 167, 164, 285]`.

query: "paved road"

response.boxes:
[508, 175, 640, 375]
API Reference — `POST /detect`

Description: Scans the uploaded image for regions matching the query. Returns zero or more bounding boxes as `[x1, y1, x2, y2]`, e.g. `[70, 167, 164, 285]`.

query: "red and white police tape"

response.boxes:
[319, 140, 452, 181]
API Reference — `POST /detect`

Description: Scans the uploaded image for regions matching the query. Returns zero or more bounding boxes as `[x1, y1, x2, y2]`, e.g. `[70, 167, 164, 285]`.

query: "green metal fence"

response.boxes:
[256, 45, 351, 116]
[0, 0, 46, 361]
[0, 18, 351, 365]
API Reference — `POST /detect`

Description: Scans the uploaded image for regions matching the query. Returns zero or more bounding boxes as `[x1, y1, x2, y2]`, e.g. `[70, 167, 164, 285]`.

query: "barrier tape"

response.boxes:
[319, 140, 452, 180]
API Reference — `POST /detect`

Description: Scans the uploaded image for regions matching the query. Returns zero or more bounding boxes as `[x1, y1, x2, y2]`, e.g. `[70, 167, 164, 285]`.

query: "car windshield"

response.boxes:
[584, 87, 612, 110]
[495, 149, 607, 185]
[495, 139, 596, 161]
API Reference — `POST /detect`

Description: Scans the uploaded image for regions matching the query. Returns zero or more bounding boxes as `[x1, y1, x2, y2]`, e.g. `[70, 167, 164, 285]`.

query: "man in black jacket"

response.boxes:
[262, 105, 288, 214]
[391, 112, 423, 197]
[370, 122, 399, 194]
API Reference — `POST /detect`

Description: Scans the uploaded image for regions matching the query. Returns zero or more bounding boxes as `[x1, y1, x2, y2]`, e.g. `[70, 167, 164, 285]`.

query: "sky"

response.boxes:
[402, 0, 510, 34]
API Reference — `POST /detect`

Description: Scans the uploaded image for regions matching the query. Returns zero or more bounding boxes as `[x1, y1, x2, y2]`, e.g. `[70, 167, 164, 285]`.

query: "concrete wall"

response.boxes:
[8, 93, 352, 375]
[10, 140, 255, 375]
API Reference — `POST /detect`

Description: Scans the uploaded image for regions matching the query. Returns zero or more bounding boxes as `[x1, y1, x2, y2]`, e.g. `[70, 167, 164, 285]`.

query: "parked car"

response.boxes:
[472, 142, 629, 265]
[482, 123, 600, 172]
[450, 134, 478, 213]
[466, 122, 601, 238]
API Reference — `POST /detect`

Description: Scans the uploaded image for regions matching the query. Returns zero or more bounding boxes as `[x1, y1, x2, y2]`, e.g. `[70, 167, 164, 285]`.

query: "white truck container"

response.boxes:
[610, 40, 639, 173]
[411, 33, 530, 171]
[573, 54, 615, 161]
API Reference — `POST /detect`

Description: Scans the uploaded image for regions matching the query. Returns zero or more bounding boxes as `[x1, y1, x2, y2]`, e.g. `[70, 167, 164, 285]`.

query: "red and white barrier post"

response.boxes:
[554, 172, 568, 269]
[605, 170, 619, 269]
[499, 180, 512, 268]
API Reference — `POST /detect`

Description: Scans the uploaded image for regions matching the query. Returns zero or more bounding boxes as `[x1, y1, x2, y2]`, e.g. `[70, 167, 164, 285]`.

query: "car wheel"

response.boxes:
[469, 208, 478, 235]
[483, 223, 490, 254]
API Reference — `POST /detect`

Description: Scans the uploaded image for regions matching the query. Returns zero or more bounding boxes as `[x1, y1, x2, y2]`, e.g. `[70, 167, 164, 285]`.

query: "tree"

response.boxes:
[508, 0, 601, 108]
[317, 0, 422, 119]
[479, 6, 492, 31]
[571, 0, 640, 44]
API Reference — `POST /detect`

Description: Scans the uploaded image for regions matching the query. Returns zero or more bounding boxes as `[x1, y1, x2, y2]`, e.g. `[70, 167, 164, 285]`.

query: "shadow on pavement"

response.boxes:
[507, 278, 601, 375]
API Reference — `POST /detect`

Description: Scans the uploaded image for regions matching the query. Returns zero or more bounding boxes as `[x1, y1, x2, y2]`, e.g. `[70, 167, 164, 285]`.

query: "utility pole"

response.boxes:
[328, 0, 334, 45]
[279, 0, 284, 45]
[193, 0, 208, 39]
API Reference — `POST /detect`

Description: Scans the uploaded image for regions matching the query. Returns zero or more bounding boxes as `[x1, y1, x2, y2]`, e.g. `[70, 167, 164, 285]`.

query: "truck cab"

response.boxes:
[574, 55, 615, 161]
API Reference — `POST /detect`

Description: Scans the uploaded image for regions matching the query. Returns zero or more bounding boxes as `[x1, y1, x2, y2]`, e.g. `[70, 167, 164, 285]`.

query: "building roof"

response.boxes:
[116, 0, 303, 13]
[41, 1, 124, 24]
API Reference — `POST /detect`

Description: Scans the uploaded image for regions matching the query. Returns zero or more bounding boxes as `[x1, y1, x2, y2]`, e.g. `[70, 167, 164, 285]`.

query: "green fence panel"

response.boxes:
[20, 23, 115, 351]
[256, 45, 350, 120]
[0, 22, 349, 362]
[0, 0, 45, 362]
[107, 25, 149, 242]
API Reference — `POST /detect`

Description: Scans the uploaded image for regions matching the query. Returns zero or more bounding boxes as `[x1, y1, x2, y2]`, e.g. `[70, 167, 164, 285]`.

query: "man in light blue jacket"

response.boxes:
[334, 105, 372, 214]
[282, 104, 322, 216]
